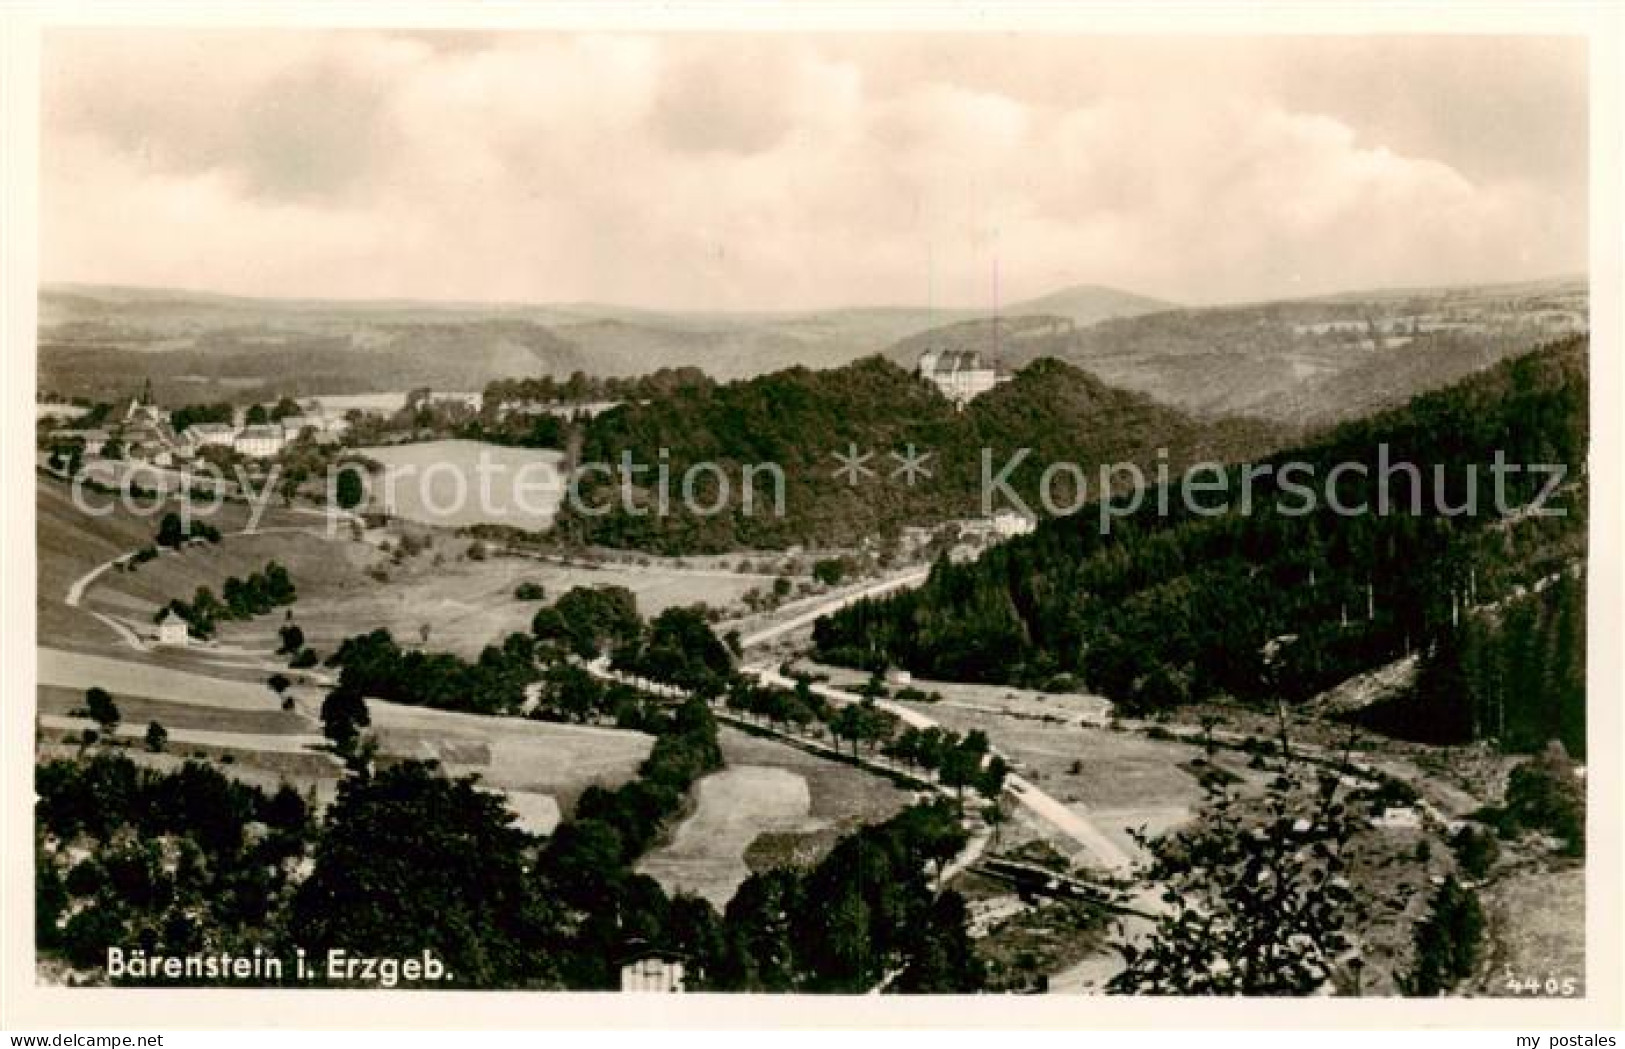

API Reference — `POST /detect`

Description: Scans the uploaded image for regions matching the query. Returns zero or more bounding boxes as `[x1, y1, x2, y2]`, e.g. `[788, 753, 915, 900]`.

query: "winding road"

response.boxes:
[744, 663, 1136, 874]
[717, 565, 1137, 874]
[733, 567, 931, 649]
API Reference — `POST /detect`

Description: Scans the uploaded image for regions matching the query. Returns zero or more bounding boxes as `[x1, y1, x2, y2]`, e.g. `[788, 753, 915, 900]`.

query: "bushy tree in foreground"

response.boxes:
[1504, 745, 1585, 854]
[290, 761, 556, 988]
[1110, 768, 1365, 995]
[319, 688, 370, 754]
[1405, 876, 1484, 996]
[85, 687, 120, 736]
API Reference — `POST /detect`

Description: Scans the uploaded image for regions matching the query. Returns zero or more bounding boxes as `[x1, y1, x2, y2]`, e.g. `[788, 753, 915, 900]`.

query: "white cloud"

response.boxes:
[40, 31, 1586, 308]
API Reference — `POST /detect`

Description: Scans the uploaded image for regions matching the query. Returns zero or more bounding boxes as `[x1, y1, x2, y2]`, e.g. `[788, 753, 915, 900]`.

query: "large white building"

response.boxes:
[184, 423, 237, 452]
[917, 348, 1009, 406]
[233, 424, 287, 459]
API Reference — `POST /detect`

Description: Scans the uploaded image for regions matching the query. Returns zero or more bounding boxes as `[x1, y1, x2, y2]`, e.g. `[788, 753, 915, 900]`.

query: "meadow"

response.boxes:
[354, 439, 566, 529]
[38, 472, 761, 662]
[637, 765, 816, 907]
[38, 645, 654, 833]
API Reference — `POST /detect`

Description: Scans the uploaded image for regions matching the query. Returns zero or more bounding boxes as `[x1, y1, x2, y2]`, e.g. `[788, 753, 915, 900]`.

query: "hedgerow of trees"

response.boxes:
[156, 561, 297, 639]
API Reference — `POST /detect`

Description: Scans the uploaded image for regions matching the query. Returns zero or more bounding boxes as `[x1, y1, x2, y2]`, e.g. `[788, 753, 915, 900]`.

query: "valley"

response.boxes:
[31, 284, 1590, 999]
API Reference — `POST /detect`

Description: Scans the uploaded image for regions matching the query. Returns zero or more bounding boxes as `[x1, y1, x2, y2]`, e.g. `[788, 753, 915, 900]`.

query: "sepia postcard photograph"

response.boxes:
[2, 0, 1621, 1036]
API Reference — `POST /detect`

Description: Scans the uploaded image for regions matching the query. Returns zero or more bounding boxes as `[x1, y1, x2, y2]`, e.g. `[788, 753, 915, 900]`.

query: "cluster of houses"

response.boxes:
[49, 392, 348, 468]
[897, 509, 1037, 563]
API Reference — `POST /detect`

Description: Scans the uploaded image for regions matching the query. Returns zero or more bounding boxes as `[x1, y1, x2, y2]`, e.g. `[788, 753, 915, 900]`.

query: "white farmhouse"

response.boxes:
[156, 609, 190, 647]
[1371, 806, 1423, 831]
[619, 951, 686, 993]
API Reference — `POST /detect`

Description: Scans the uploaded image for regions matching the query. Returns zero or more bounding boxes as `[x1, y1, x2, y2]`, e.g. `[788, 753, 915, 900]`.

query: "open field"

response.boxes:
[891, 697, 1236, 863]
[38, 644, 654, 830]
[355, 440, 566, 529]
[40, 472, 764, 662]
[719, 727, 914, 825]
[40, 713, 326, 755]
[797, 660, 1112, 724]
[206, 545, 766, 660]
[719, 726, 915, 873]
[39, 468, 739, 833]
[38, 684, 306, 736]
[40, 647, 308, 711]
[640, 726, 918, 907]
[638, 765, 815, 908]
[84, 528, 377, 637]
[363, 700, 652, 816]
[789, 664, 1276, 864]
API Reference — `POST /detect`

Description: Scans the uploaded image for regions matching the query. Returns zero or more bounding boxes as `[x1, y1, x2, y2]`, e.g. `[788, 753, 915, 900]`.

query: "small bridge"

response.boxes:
[971, 857, 1162, 920]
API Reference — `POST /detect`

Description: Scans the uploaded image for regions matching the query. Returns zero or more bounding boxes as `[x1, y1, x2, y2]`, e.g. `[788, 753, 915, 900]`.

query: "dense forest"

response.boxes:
[1357, 572, 1586, 754]
[554, 355, 1284, 552]
[814, 338, 1587, 753]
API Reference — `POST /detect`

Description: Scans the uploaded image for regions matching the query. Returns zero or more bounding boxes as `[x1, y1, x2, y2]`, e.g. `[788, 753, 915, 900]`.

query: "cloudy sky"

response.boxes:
[41, 31, 1586, 309]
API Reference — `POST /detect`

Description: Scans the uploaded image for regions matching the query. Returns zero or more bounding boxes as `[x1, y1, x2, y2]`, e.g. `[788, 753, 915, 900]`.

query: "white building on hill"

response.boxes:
[1372, 806, 1422, 831]
[918, 348, 1008, 406]
[156, 609, 190, 647]
[990, 509, 1036, 538]
[233, 424, 287, 458]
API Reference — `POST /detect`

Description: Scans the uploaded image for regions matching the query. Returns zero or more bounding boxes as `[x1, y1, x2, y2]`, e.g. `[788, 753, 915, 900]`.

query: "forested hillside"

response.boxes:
[555, 356, 1284, 553]
[1358, 571, 1585, 754]
[814, 337, 1588, 754]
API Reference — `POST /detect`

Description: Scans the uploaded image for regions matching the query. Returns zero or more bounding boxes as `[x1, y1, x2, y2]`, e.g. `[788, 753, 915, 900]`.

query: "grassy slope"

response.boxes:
[35, 476, 335, 648]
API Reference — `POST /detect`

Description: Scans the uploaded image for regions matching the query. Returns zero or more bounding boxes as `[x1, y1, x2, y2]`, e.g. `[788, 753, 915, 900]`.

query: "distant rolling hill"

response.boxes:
[38, 278, 1584, 430]
[1001, 283, 1173, 326]
[886, 278, 1587, 429]
[38, 284, 983, 404]
[35, 281, 1159, 405]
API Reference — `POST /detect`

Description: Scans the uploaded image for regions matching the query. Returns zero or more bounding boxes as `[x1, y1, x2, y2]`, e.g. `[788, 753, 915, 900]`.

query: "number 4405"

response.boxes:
[1504, 969, 1579, 996]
